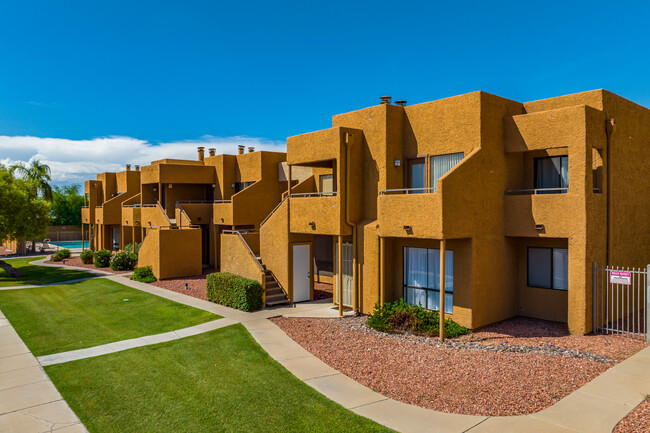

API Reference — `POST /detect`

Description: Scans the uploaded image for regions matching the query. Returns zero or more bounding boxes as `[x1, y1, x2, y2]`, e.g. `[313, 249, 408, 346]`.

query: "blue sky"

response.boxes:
[0, 0, 648, 184]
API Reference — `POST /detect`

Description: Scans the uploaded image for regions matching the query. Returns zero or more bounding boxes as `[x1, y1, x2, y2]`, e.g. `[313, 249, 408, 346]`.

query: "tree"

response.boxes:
[10, 160, 53, 201]
[51, 184, 84, 226]
[0, 164, 51, 271]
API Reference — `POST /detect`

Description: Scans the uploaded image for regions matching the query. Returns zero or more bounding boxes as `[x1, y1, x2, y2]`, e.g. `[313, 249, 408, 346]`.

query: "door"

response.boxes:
[334, 241, 354, 307]
[112, 227, 120, 251]
[406, 158, 425, 193]
[292, 244, 311, 302]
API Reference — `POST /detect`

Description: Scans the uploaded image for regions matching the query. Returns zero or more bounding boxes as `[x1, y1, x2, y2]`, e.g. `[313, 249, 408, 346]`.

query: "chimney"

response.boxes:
[238, 145, 245, 155]
[197, 147, 205, 161]
[248, 146, 255, 153]
[395, 100, 407, 106]
[380, 96, 392, 105]
[135, 165, 140, 171]
[208, 148, 216, 157]
[126, 164, 131, 171]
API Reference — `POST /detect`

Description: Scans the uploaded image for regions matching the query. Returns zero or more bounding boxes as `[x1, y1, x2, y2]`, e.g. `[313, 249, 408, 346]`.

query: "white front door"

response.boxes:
[292, 244, 310, 302]
[112, 228, 120, 251]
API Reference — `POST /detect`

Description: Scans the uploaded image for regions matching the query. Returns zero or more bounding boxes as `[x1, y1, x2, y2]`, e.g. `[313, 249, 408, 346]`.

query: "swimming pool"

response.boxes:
[50, 241, 89, 249]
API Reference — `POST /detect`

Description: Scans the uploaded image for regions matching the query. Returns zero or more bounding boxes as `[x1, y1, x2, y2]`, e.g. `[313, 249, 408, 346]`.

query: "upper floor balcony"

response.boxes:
[213, 179, 284, 227]
[140, 162, 214, 185]
[121, 194, 141, 227]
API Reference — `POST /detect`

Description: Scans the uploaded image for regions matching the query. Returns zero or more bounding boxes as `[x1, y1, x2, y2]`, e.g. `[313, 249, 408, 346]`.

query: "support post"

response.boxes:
[439, 239, 446, 342]
[81, 223, 85, 251]
[379, 236, 385, 307]
[338, 235, 343, 317]
[646, 264, 649, 342]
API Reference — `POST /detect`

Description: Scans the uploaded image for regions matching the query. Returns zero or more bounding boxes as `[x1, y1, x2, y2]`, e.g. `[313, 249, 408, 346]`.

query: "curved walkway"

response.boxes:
[6, 260, 649, 433]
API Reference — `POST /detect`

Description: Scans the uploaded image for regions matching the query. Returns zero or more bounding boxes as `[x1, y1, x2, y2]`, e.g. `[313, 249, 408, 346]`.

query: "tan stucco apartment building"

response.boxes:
[83, 90, 649, 335]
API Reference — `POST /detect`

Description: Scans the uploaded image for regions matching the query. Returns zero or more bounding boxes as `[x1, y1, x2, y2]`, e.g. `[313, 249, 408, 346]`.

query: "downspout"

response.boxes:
[605, 118, 614, 265]
[344, 132, 359, 314]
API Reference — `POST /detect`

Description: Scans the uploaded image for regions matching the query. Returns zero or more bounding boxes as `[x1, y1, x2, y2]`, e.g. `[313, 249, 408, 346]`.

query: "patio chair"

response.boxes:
[40, 239, 51, 252]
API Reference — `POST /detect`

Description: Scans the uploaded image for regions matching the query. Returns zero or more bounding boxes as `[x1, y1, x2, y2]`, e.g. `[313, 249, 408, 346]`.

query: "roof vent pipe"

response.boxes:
[208, 148, 216, 157]
[380, 96, 392, 105]
[395, 100, 407, 106]
[126, 164, 131, 171]
[197, 147, 205, 161]
[238, 145, 245, 155]
[248, 146, 255, 153]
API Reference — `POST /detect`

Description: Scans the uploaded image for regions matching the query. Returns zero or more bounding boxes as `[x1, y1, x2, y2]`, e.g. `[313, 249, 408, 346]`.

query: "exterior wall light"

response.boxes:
[168, 184, 173, 189]
[535, 224, 544, 230]
[394, 160, 401, 167]
[309, 221, 316, 229]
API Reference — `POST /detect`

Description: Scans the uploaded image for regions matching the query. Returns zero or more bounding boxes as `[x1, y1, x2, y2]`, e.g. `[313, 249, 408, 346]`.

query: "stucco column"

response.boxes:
[439, 239, 446, 341]
[81, 223, 85, 251]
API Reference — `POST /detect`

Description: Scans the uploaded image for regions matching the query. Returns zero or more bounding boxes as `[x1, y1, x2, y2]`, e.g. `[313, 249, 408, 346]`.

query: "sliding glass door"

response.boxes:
[403, 247, 453, 313]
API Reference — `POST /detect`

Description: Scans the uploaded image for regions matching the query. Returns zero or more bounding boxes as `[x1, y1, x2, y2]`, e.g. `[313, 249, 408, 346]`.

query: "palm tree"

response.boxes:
[10, 160, 53, 201]
[9, 160, 53, 252]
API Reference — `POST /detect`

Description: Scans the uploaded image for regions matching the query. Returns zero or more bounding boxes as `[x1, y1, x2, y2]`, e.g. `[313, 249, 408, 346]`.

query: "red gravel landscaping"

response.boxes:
[148, 270, 213, 300]
[614, 397, 650, 433]
[44, 256, 132, 274]
[271, 315, 647, 416]
[314, 282, 333, 300]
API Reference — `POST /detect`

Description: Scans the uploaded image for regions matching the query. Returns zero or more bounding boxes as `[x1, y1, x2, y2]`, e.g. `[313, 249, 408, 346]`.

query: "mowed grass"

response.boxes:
[0, 256, 93, 287]
[45, 324, 394, 433]
[0, 278, 219, 356]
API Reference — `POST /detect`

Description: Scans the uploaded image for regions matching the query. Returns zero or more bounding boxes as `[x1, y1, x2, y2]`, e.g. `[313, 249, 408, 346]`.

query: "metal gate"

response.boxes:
[593, 263, 648, 341]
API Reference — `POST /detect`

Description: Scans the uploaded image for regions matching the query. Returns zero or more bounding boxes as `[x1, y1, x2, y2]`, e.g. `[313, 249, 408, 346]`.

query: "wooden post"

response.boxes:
[439, 239, 446, 342]
[379, 236, 385, 307]
[338, 235, 343, 317]
[81, 223, 85, 251]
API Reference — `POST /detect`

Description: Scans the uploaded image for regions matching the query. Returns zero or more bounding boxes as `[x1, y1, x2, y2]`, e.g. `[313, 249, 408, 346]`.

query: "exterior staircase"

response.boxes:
[256, 255, 290, 307]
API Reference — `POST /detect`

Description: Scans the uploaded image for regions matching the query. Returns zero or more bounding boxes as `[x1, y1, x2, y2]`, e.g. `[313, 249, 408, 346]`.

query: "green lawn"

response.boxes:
[0, 256, 93, 287]
[45, 324, 394, 433]
[0, 278, 220, 356]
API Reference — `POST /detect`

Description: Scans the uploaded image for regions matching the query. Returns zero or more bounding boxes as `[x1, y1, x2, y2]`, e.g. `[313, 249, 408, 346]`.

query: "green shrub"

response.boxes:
[58, 248, 71, 259]
[367, 299, 469, 338]
[51, 252, 64, 262]
[206, 272, 263, 312]
[109, 251, 138, 271]
[123, 242, 142, 256]
[130, 266, 157, 283]
[80, 249, 94, 264]
[93, 249, 112, 268]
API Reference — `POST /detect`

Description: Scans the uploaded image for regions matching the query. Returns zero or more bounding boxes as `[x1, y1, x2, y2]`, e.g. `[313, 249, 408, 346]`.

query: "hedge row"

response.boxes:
[206, 272, 263, 312]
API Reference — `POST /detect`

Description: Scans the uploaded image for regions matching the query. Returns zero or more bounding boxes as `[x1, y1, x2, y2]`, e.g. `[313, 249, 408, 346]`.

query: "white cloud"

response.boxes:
[0, 135, 286, 185]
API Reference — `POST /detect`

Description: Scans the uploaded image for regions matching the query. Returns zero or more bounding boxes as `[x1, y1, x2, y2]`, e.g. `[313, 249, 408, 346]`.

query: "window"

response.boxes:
[527, 247, 568, 290]
[430, 152, 464, 192]
[319, 174, 334, 194]
[534, 156, 568, 192]
[406, 158, 425, 192]
[403, 247, 453, 313]
[234, 181, 254, 193]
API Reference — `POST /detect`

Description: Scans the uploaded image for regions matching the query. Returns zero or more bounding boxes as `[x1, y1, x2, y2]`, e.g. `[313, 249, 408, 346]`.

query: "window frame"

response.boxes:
[533, 155, 569, 191]
[526, 246, 568, 291]
[402, 246, 454, 313]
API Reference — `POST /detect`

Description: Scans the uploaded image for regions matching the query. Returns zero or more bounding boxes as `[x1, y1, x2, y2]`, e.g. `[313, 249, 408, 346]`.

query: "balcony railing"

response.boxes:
[290, 192, 337, 198]
[123, 204, 142, 207]
[504, 188, 568, 195]
[213, 200, 232, 204]
[178, 200, 215, 204]
[380, 188, 436, 195]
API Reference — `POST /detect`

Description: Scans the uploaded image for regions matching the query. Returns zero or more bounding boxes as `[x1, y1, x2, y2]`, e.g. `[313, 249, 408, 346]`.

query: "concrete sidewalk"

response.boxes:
[0, 310, 87, 433]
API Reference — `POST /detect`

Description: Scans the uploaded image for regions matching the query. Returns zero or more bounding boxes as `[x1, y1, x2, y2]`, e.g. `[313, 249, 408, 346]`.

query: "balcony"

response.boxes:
[378, 189, 443, 238]
[289, 192, 349, 235]
[213, 180, 285, 228]
[140, 163, 214, 184]
[81, 206, 93, 224]
[122, 205, 141, 227]
[176, 201, 213, 225]
[504, 193, 579, 237]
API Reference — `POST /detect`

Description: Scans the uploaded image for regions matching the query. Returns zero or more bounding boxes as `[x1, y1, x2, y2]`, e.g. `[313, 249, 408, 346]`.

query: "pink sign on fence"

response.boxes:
[610, 271, 632, 285]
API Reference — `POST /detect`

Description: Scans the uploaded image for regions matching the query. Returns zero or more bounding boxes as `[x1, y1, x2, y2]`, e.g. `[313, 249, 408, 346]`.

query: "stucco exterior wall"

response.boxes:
[220, 233, 264, 284]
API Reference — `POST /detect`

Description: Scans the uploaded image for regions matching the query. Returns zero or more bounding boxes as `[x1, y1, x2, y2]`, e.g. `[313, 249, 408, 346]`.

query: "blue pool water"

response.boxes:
[51, 241, 89, 249]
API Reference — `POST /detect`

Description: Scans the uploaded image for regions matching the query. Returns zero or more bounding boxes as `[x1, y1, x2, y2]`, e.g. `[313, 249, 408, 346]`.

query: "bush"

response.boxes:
[367, 299, 470, 338]
[130, 266, 157, 283]
[206, 272, 263, 312]
[80, 249, 94, 264]
[93, 249, 112, 268]
[109, 251, 138, 271]
[51, 252, 64, 262]
[123, 242, 142, 256]
[58, 248, 71, 259]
